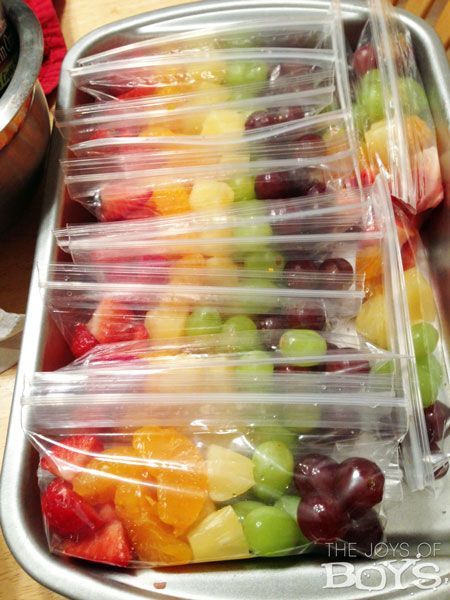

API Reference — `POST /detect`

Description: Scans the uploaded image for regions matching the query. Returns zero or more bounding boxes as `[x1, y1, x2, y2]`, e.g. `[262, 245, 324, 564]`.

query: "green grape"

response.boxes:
[417, 354, 443, 408]
[227, 175, 256, 202]
[352, 102, 367, 137]
[281, 404, 321, 434]
[243, 506, 302, 555]
[252, 440, 294, 502]
[412, 322, 439, 358]
[228, 87, 255, 101]
[244, 249, 285, 275]
[235, 350, 274, 392]
[233, 222, 273, 255]
[251, 425, 298, 449]
[274, 495, 300, 521]
[221, 33, 255, 49]
[225, 61, 268, 87]
[221, 315, 261, 352]
[232, 500, 265, 522]
[184, 306, 223, 337]
[357, 69, 385, 125]
[279, 329, 327, 367]
[398, 77, 429, 116]
[236, 278, 279, 314]
[371, 360, 395, 375]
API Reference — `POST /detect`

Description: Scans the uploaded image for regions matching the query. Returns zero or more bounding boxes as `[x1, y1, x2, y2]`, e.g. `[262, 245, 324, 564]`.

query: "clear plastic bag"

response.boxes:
[57, 87, 336, 145]
[63, 154, 359, 222]
[70, 48, 336, 102]
[390, 201, 450, 486]
[65, 108, 351, 163]
[54, 188, 374, 266]
[22, 374, 406, 566]
[351, 0, 443, 213]
[76, 14, 337, 67]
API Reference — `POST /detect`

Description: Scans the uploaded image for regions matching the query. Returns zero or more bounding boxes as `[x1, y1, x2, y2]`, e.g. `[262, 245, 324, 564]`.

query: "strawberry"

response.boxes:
[40, 435, 104, 481]
[100, 184, 153, 222]
[118, 86, 157, 101]
[87, 298, 148, 344]
[62, 520, 132, 567]
[42, 479, 105, 540]
[70, 323, 98, 358]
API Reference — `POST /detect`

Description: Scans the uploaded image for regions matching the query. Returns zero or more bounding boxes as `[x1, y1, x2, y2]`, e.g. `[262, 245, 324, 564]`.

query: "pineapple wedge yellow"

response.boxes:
[207, 444, 255, 502]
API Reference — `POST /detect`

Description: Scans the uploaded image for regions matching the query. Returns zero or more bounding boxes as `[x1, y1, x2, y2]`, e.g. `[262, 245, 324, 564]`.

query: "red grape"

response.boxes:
[429, 442, 449, 480]
[352, 44, 378, 77]
[284, 260, 319, 289]
[297, 494, 351, 544]
[255, 314, 289, 349]
[294, 453, 338, 497]
[319, 258, 354, 290]
[287, 300, 326, 330]
[245, 110, 273, 130]
[325, 348, 370, 374]
[424, 401, 450, 445]
[343, 509, 384, 555]
[336, 457, 384, 517]
[255, 171, 293, 199]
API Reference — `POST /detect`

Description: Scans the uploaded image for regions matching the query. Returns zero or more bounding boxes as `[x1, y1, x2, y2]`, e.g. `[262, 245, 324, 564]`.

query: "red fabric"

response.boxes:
[24, 0, 66, 95]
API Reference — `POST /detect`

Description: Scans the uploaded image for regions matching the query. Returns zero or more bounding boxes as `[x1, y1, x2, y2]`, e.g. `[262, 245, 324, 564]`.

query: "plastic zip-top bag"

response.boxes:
[63, 154, 359, 222]
[351, 0, 444, 213]
[69, 48, 337, 101]
[22, 370, 407, 566]
[57, 87, 337, 145]
[76, 13, 338, 67]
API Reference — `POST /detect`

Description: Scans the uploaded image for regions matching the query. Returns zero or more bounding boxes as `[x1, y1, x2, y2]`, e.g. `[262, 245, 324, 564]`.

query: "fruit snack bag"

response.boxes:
[23, 368, 408, 566]
[351, 0, 443, 213]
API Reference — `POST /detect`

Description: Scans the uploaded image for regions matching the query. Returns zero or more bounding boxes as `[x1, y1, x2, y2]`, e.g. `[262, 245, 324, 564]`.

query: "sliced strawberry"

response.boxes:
[70, 323, 98, 358]
[118, 86, 157, 101]
[87, 298, 147, 344]
[40, 435, 104, 481]
[42, 479, 105, 540]
[62, 520, 132, 567]
[131, 324, 149, 340]
[100, 183, 153, 222]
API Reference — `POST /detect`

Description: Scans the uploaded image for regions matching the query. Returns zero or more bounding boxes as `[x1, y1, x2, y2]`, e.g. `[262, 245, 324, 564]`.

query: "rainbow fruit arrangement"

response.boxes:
[39, 427, 387, 567]
[25, 1, 450, 575]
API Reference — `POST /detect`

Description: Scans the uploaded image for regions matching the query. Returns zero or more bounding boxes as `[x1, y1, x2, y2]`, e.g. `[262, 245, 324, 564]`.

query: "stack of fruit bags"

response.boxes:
[22, 0, 448, 570]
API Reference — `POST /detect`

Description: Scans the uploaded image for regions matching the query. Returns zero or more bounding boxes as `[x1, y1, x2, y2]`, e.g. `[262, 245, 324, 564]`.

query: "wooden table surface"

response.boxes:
[0, 3, 192, 598]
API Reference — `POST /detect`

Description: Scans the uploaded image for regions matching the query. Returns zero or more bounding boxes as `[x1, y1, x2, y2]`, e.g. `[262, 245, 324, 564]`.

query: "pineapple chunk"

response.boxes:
[189, 179, 234, 213]
[201, 110, 246, 136]
[145, 304, 188, 341]
[206, 444, 255, 502]
[356, 293, 388, 349]
[404, 267, 436, 323]
[187, 505, 249, 561]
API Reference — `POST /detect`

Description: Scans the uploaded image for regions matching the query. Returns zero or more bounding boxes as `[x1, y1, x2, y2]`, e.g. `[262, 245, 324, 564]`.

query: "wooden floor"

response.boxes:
[0, 0, 448, 598]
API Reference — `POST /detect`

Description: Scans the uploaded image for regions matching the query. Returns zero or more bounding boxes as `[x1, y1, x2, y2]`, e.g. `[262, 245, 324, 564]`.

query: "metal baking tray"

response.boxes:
[1, 1, 449, 598]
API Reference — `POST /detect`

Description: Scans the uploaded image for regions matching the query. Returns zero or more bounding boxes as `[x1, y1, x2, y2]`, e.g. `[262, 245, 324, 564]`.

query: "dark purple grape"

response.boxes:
[284, 259, 319, 290]
[275, 364, 313, 373]
[268, 200, 305, 235]
[430, 441, 449, 480]
[255, 171, 293, 199]
[345, 225, 363, 234]
[306, 180, 327, 196]
[287, 300, 326, 330]
[319, 258, 354, 290]
[325, 348, 370, 375]
[294, 453, 338, 497]
[275, 106, 304, 123]
[288, 168, 314, 197]
[336, 457, 384, 517]
[245, 110, 273, 130]
[255, 314, 289, 350]
[352, 43, 378, 77]
[297, 494, 351, 544]
[343, 509, 384, 555]
[315, 405, 361, 444]
[424, 401, 450, 445]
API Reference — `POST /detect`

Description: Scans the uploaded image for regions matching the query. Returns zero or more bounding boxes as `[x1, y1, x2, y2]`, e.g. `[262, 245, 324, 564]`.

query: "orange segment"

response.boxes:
[115, 484, 192, 565]
[132, 427, 207, 534]
[152, 184, 191, 216]
[72, 446, 156, 504]
[356, 244, 383, 296]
